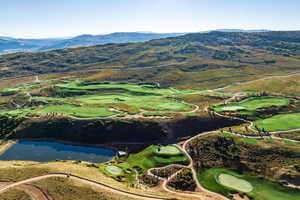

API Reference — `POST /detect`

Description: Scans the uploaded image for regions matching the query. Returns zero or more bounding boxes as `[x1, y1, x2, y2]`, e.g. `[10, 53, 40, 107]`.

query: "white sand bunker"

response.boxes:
[217, 173, 253, 193]
[221, 106, 246, 111]
[105, 165, 123, 175]
[155, 145, 181, 155]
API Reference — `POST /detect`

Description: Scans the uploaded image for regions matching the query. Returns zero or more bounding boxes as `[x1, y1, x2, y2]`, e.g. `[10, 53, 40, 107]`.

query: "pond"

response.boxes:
[0, 141, 115, 163]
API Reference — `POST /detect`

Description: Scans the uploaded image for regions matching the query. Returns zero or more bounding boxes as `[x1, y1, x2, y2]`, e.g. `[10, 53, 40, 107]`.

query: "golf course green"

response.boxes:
[254, 113, 300, 132]
[198, 168, 300, 200]
[213, 96, 290, 113]
[0, 81, 199, 118]
[105, 165, 123, 175]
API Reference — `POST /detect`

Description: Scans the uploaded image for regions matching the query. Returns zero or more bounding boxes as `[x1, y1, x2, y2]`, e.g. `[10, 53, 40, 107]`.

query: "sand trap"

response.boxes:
[155, 145, 181, 155]
[221, 106, 246, 111]
[105, 165, 123, 175]
[217, 173, 253, 193]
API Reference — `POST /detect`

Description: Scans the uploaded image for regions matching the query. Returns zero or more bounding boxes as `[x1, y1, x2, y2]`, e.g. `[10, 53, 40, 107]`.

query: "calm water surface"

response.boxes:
[0, 141, 115, 163]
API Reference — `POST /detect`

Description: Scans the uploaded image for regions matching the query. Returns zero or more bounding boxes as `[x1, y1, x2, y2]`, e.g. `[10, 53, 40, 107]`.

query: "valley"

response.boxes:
[0, 30, 300, 200]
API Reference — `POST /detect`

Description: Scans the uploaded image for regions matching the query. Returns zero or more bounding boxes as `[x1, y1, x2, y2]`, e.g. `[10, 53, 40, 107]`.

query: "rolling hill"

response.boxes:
[0, 31, 300, 90]
[0, 32, 184, 55]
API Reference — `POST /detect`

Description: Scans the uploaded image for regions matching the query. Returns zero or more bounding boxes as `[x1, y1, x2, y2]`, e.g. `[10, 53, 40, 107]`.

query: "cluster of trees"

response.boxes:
[167, 168, 196, 191]
[139, 174, 160, 187]
[151, 166, 183, 178]
[0, 115, 23, 137]
[188, 135, 300, 179]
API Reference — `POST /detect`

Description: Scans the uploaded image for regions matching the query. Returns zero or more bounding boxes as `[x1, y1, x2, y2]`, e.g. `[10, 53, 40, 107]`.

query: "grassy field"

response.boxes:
[33, 104, 120, 118]
[0, 81, 197, 119]
[35, 177, 137, 200]
[222, 74, 300, 97]
[74, 94, 192, 111]
[0, 189, 31, 200]
[254, 113, 300, 132]
[213, 96, 290, 113]
[100, 145, 189, 182]
[0, 161, 179, 199]
[198, 168, 300, 200]
[56, 80, 197, 95]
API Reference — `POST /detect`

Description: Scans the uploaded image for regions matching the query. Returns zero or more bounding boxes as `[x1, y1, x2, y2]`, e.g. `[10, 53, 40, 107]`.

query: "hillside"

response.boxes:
[0, 32, 183, 55]
[1, 31, 300, 90]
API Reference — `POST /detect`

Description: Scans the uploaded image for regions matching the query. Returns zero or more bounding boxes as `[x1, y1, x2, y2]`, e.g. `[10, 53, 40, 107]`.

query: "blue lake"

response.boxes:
[0, 141, 115, 163]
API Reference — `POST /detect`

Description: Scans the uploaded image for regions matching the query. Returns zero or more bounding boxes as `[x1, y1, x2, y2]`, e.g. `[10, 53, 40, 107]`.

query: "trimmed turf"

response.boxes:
[214, 96, 290, 113]
[105, 165, 123, 175]
[243, 138, 259, 145]
[155, 145, 182, 155]
[33, 104, 119, 118]
[120, 145, 188, 173]
[217, 173, 253, 193]
[198, 168, 300, 200]
[219, 132, 234, 137]
[74, 94, 192, 112]
[56, 80, 197, 96]
[254, 113, 300, 132]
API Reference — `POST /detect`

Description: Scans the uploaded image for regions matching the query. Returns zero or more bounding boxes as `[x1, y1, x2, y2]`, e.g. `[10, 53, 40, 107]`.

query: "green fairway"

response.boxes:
[119, 145, 188, 173]
[56, 80, 197, 96]
[254, 113, 300, 132]
[74, 94, 192, 112]
[199, 90, 234, 97]
[213, 96, 290, 113]
[33, 104, 119, 118]
[0, 81, 199, 119]
[243, 138, 259, 145]
[198, 168, 300, 200]
[100, 145, 188, 182]
[105, 165, 123, 175]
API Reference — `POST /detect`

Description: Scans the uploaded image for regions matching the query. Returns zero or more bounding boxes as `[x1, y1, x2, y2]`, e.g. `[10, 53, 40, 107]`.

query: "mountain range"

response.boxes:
[0, 32, 184, 55]
[0, 29, 273, 55]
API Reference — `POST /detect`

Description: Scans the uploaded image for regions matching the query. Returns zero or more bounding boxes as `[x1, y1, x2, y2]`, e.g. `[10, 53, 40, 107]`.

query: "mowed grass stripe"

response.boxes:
[214, 96, 290, 113]
[254, 113, 300, 132]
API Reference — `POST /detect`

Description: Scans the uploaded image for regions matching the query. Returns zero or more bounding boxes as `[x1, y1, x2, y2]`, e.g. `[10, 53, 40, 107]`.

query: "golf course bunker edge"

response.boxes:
[217, 173, 253, 193]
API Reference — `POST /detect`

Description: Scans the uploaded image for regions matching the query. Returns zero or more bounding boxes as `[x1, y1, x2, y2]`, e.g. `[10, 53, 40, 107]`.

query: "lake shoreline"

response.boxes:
[0, 140, 17, 155]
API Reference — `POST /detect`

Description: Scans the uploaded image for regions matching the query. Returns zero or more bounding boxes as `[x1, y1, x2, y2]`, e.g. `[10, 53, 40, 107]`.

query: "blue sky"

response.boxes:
[1, 0, 300, 38]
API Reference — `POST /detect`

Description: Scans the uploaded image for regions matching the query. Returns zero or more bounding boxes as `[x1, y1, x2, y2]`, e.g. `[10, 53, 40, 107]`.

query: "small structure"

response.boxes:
[117, 151, 127, 157]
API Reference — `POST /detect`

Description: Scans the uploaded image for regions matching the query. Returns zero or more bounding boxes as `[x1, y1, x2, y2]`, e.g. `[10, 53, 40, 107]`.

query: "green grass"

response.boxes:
[123, 145, 188, 173]
[284, 141, 297, 146]
[198, 168, 300, 200]
[213, 96, 290, 113]
[100, 145, 188, 183]
[254, 113, 300, 132]
[33, 104, 119, 118]
[219, 132, 234, 137]
[1, 83, 39, 93]
[199, 90, 234, 97]
[56, 80, 197, 96]
[243, 138, 259, 145]
[74, 94, 192, 112]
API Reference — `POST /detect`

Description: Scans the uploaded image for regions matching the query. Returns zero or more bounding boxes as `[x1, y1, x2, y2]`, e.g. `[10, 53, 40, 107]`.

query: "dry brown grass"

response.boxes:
[0, 189, 31, 200]
[0, 161, 186, 199]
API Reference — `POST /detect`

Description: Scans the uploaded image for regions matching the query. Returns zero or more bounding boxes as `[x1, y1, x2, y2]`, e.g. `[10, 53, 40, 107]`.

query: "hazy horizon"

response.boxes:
[1, 0, 300, 38]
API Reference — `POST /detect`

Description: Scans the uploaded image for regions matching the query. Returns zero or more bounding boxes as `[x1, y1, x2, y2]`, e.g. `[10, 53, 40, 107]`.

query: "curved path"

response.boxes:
[0, 173, 173, 200]
[145, 131, 229, 200]
[0, 181, 50, 200]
